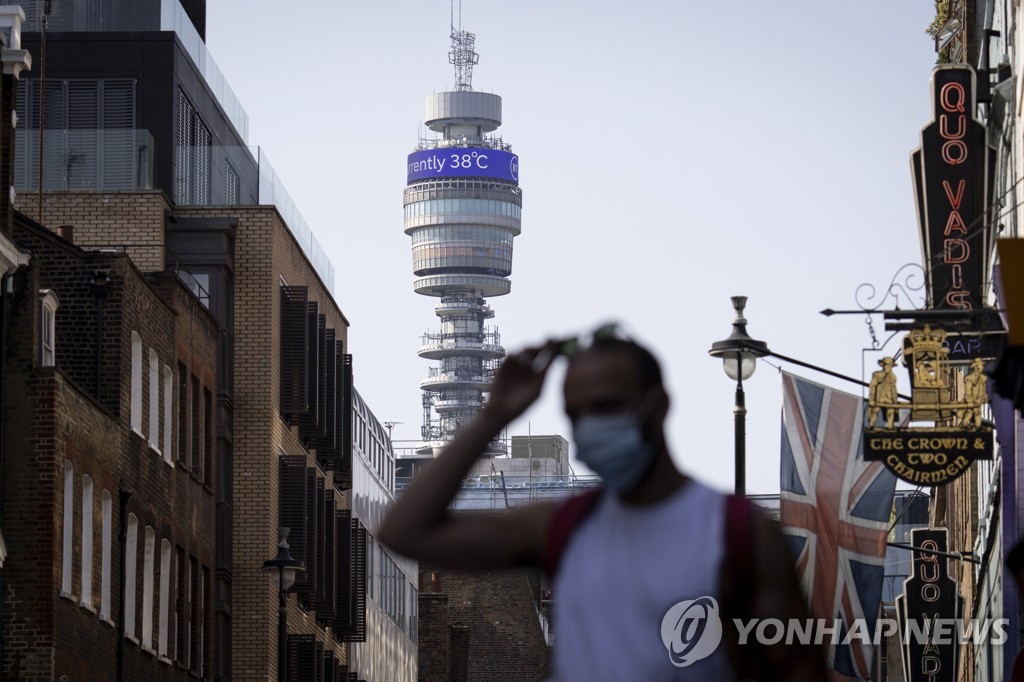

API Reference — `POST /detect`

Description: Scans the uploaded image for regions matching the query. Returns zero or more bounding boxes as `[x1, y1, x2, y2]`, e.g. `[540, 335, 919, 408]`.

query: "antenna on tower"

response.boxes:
[383, 421, 403, 439]
[448, 0, 478, 91]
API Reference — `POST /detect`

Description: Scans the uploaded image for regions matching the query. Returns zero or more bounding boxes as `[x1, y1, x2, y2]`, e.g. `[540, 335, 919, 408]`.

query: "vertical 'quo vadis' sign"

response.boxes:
[911, 66, 993, 310]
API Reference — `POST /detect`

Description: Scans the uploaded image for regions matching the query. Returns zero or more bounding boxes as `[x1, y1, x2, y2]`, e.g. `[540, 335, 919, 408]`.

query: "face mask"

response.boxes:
[573, 397, 657, 493]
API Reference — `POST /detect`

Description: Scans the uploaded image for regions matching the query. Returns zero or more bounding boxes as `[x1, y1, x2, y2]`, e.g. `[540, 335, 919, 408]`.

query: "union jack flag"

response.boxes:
[779, 372, 897, 681]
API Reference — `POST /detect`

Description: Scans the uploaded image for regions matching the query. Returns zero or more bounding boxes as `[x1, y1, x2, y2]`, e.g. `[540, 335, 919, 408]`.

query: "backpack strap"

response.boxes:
[725, 494, 756, 620]
[543, 489, 603, 577]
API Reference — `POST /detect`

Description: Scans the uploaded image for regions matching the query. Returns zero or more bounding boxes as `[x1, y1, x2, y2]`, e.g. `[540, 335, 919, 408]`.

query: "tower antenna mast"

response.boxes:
[448, 0, 478, 91]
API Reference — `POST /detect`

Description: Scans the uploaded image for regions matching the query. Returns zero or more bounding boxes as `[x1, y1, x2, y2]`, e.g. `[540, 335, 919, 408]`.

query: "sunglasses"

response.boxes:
[557, 322, 627, 357]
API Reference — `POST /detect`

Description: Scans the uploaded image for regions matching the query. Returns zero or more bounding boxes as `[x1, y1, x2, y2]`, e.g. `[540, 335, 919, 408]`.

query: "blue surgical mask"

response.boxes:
[573, 399, 657, 493]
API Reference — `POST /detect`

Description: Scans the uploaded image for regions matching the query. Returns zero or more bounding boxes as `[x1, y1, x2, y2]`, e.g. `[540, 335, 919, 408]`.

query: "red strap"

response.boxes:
[543, 489, 602, 576]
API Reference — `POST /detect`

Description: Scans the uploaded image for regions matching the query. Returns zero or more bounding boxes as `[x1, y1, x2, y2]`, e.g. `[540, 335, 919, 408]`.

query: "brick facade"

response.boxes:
[417, 564, 551, 682]
[17, 191, 169, 273]
[174, 205, 352, 679]
[15, 192, 367, 679]
[3, 218, 219, 680]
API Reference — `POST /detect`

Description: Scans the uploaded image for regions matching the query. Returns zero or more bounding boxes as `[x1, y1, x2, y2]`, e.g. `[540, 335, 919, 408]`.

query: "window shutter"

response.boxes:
[316, 488, 336, 621]
[100, 79, 137, 189]
[334, 510, 352, 633]
[313, 476, 326, 607]
[318, 340, 345, 465]
[66, 80, 99, 189]
[278, 455, 309, 592]
[320, 329, 338, 452]
[279, 286, 309, 419]
[297, 467, 318, 602]
[335, 513, 367, 642]
[322, 648, 336, 682]
[314, 640, 325, 682]
[176, 89, 194, 204]
[194, 119, 211, 204]
[297, 310, 325, 442]
[322, 352, 354, 488]
[286, 634, 317, 682]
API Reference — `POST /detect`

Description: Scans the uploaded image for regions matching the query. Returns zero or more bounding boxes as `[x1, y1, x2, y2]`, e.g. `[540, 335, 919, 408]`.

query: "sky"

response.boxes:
[205, 1, 941, 494]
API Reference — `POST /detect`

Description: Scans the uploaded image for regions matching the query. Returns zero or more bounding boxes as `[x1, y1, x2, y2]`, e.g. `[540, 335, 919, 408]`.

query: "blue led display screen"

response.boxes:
[407, 148, 519, 185]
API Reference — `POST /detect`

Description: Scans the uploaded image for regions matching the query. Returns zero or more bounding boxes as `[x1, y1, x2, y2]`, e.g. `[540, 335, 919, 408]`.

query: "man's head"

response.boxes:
[563, 337, 666, 422]
[562, 335, 671, 494]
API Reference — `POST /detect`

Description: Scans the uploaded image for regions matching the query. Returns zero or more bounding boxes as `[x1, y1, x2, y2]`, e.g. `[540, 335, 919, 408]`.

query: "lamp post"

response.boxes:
[709, 296, 770, 497]
[262, 527, 304, 682]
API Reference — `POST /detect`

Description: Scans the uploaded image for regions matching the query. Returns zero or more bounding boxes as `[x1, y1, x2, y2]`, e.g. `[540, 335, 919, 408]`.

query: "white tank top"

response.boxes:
[551, 480, 733, 681]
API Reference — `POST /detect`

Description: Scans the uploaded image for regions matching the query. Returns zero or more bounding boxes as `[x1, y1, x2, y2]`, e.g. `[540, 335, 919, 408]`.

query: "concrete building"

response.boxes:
[350, 388, 417, 682]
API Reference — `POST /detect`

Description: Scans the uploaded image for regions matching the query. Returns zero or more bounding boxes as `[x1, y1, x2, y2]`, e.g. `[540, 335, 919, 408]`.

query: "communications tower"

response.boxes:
[404, 20, 521, 456]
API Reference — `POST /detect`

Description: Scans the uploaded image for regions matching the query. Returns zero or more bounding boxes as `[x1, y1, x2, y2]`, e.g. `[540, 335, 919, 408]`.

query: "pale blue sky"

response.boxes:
[207, 1, 940, 493]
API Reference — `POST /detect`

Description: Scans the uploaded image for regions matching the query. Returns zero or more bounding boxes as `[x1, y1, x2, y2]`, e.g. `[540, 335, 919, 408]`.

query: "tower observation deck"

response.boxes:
[405, 25, 521, 456]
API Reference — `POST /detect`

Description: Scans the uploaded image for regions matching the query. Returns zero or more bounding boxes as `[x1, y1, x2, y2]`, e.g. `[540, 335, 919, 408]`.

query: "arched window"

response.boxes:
[130, 332, 143, 433]
[60, 460, 73, 597]
[124, 514, 138, 638]
[148, 349, 159, 451]
[141, 527, 155, 649]
[39, 290, 59, 367]
[158, 539, 171, 658]
[162, 365, 173, 464]
[100, 490, 112, 620]
[80, 475, 93, 608]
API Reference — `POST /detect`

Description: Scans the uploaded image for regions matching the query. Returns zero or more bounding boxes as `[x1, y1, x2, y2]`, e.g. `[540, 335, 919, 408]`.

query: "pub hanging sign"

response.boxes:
[910, 65, 994, 311]
[863, 326, 993, 485]
[896, 528, 962, 682]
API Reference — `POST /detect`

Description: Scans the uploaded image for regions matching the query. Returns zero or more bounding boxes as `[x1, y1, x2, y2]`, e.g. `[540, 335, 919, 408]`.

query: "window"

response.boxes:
[200, 566, 209, 676]
[158, 540, 171, 658]
[39, 290, 59, 366]
[162, 365, 173, 464]
[225, 162, 240, 204]
[177, 363, 188, 467]
[100, 490, 112, 620]
[61, 460, 73, 597]
[203, 388, 213, 485]
[148, 349, 159, 451]
[191, 375, 200, 475]
[142, 527, 155, 649]
[189, 555, 199, 672]
[81, 475, 94, 608]
[175, 546, 186, 664]
[179, 271, 210, 308]
[124, 514, 138, 639]
[175, 89, 211, 205]
[131, 332, 143, 434]
[14, 78, 138, 190]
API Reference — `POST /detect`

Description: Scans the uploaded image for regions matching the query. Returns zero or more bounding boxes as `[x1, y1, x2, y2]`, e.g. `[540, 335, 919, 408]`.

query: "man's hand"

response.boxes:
[483, 341, 561, 424]
[378, 340, 562, 571]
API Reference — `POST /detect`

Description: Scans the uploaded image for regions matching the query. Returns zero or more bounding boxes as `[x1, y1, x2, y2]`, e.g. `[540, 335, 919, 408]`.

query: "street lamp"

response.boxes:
[262, 527, 305, 682]
[709, 296, 770, 497]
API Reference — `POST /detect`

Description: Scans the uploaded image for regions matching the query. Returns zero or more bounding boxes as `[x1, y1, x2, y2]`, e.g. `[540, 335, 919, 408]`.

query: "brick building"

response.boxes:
[4, 211, 221, 680]
[1, 1, 416, 678]
[416, 562, 550, 682]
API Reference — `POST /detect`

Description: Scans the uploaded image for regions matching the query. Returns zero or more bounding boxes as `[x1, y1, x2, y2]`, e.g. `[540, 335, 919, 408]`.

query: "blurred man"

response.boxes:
[380, 326, 825, 680]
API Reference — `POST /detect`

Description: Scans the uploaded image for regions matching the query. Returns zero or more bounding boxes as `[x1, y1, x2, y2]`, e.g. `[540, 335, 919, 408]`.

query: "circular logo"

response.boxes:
[660, 596, 723, 668]
[510, 156, 519, 182]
